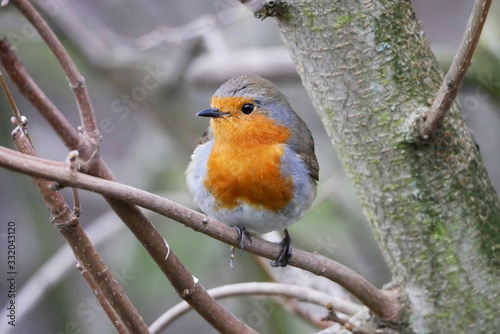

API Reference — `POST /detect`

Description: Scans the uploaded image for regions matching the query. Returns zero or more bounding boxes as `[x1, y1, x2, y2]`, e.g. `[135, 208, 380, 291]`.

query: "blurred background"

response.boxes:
[0, 0, 498, 333]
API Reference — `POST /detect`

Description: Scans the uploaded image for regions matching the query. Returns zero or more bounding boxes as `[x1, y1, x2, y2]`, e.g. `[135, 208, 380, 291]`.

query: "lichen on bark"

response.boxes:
[275, 0, 500, 332]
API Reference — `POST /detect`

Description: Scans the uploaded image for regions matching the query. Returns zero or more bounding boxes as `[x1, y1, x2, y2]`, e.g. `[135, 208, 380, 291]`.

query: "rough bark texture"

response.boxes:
[274, 0, 500, 332]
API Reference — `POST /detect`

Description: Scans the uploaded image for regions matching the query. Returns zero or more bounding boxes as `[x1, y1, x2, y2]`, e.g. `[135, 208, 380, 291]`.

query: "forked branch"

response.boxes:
[149, 282, 363, 333]
[417, 0, 492, 139]
[9, 124, 150, 334]
[11, 0, 100, 143]
[0, 39, 86, 153]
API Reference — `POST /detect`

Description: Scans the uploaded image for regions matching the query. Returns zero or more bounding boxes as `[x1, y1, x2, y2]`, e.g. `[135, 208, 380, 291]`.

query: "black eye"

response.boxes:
[241, 103, 254, 114]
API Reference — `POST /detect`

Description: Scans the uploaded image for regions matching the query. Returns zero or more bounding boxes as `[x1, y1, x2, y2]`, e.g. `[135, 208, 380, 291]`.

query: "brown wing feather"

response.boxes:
[293, 116, 319, 183]
[300, 151, 319, 182]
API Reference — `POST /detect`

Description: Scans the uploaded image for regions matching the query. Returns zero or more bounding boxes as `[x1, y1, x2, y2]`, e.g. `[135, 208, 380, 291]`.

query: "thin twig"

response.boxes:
[10, 127, 150, 334]
[322, 306, 374, 334]
[76, 263, 128, 334]
[0, 71, 23, 129]
[10, 0, 100, 144]
[0, 147, 404, 321]
[0, 211, 124, 334]
[149, 282, 361, 333]
[254, 248, 351, 328]
[0, 71, 33, 149]
[418, 0, 492, 139]
[0, 39, 88, 155]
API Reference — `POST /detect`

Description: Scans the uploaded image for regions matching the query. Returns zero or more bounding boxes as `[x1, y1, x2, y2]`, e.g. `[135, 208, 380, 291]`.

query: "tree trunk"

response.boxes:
[275, 0, 500, 332]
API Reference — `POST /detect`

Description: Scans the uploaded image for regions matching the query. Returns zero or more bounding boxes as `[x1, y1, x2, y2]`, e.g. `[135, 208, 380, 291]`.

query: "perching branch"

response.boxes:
[417, 0, 492, 139]
[149, 282, 363, 333]
[0, 146, 404, 321]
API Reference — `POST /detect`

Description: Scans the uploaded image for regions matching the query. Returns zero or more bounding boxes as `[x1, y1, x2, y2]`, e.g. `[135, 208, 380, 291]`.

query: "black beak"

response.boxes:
[196, 108, 227, 118]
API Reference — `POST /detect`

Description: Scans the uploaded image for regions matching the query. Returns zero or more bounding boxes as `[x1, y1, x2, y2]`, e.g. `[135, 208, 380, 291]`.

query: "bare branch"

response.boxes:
[322, 305, 374, 334]
[253, 245, 351, 329]
[0, 39, 88, 155]
[149, 282, 363, 333]
[10, 126, 150, 334]
[0, 211, 123, 334]
[0, 71, 23, 131]
[76, 263, 128, 334]
[10, 0, 100, 143]
[0, 147, 404, 321]
[418, 0, 492, 139]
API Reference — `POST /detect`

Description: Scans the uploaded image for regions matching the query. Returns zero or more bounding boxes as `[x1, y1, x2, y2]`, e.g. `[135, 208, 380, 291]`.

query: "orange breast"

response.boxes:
[204, 107, 293, 212]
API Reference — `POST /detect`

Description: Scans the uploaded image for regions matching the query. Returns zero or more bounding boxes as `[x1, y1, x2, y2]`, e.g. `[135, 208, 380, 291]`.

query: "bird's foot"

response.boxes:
[236, 226, 253, 251]
[271, 229, 292, 267]
[230, 226, 253, 270]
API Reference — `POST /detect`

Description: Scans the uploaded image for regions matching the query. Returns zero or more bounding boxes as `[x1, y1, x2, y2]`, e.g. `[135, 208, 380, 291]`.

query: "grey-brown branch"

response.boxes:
[417, 0, 492, 139]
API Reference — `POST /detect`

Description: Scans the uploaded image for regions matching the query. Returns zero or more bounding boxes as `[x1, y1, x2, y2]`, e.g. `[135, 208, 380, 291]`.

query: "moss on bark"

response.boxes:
[275, 0, 500, 332]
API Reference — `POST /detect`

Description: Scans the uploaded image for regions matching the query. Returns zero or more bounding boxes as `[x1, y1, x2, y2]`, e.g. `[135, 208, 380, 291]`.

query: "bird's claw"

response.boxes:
[235, 226, 253, 252]
[271, 230, 292, 267]
[229, 226, 253, 270]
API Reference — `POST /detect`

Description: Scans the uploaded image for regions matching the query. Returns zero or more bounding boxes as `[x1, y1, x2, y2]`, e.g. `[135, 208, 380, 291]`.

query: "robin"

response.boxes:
[186, 74, 319, 267]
